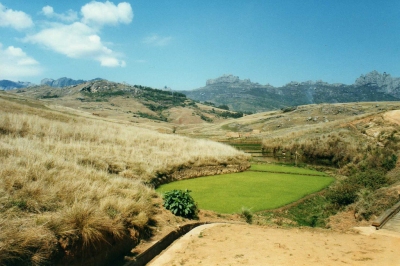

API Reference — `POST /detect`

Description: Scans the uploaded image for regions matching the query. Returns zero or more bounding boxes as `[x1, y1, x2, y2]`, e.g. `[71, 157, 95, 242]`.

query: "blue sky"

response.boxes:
[1, 1, 399, 90]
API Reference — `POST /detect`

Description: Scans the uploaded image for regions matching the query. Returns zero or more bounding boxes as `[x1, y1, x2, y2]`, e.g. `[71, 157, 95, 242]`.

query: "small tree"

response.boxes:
[217, 104, 230, 110]
[163, 190, 198, 219]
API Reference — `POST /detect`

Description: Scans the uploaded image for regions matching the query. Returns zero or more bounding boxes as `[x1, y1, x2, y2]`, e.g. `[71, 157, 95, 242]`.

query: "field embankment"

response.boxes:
[0, 93, 249, 265]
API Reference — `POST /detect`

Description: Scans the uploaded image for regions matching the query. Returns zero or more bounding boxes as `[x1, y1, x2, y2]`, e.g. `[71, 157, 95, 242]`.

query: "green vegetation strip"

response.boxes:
[250, 164, 328, 176]
[157, 165, 334, 214]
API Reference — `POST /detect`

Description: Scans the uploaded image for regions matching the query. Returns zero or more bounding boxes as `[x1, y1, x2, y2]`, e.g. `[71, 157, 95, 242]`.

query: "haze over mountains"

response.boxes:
[1, 71, 400, 112]
[0, 80, 35, 90]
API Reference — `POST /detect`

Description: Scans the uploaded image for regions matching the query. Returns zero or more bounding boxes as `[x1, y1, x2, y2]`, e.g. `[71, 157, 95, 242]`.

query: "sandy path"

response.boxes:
[384, 110, 400, 125]
[148, 223, 400, 266]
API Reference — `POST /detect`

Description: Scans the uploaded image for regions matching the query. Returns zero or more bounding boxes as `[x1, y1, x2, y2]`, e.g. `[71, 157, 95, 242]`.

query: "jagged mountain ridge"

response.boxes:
[40, 77, 103, 87]
[182, 71, 400, 112]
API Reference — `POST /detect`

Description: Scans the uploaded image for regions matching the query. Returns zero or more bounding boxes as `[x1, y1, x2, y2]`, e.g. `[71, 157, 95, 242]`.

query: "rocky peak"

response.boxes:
[206, 74, 240, 85]
[355, 70, 400, 88]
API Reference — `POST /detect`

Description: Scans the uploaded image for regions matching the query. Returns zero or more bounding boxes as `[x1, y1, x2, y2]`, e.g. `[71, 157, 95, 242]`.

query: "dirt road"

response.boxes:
[148, 223, 400, 266]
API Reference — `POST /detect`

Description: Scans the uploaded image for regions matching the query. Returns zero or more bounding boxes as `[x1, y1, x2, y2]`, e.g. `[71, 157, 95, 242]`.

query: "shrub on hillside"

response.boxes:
[352, 169, 389, 190]
[217, 104, 230, 110]
[163, 190, 198, 219]
[326, 181, 359, 207]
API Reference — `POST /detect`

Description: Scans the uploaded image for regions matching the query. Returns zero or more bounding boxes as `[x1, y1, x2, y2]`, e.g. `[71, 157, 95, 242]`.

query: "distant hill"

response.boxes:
[41, 77, 103, 87]
[182, 71, 400, 112]
[11, 79, 242, 127]
[0, 80, 35, 90]
[0, 77, 97, 90]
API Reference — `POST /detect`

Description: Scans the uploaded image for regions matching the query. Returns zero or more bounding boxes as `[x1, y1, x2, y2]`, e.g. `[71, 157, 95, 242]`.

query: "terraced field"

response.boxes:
[157, 164, 334, 213]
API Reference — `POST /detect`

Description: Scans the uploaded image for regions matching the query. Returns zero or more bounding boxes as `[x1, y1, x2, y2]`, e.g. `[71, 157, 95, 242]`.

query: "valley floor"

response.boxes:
[148, 223, 400, 266]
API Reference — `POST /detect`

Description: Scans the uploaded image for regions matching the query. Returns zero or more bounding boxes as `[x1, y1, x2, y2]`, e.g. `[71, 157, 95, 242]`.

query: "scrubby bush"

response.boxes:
[163, 190, 198, 219]
[241, 207, 253, 224]
[326, 181, 359, 207]
[281, 106, 297, 113]
[217, 104, 230, 110]
[352, 170, 388, 190]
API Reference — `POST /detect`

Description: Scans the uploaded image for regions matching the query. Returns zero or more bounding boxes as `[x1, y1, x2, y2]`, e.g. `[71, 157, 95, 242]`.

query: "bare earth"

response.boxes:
[148, 223, 400, 266]
[384, 110, 400, 125]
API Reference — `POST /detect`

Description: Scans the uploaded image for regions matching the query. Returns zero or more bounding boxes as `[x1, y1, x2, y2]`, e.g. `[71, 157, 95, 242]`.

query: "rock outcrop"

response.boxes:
[355, 71, 400, 97]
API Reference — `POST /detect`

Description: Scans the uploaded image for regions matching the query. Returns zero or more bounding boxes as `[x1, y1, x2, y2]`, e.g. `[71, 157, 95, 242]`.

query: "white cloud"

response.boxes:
[81, 1, 133, 26]
[143, 34, 172, 46]
[98, 56, 126, 67]
[42, 5, 54, 16]
[41, 5, 78, 22]
[0, 3, 33, 30]
[24, 22, 125, 67]
[0, 43, 43, 79]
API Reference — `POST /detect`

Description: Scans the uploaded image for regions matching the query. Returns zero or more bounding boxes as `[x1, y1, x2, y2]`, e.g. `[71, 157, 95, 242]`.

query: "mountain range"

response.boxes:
[0, 77, 101, 90]
[2, 71, 400, 112]
[182, 71, 400, 112]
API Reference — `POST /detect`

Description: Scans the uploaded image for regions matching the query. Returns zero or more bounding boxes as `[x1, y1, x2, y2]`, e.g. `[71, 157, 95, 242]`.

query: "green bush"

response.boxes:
[326, 181, 359, 207]
[383, 154, 398, 171]
[352, 170, 388, 190]
[241, 207, 253, 224]
[200, 114, 213, 122]
[217, 104, 230, 110]
[163, 190, 198, 219]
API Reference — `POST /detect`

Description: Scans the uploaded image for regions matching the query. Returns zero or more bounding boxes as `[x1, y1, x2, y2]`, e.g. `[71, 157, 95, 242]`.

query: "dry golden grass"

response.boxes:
[0, 94, 249, 265]
[179, 101, 400, 140]
[261, 109, 400, 171]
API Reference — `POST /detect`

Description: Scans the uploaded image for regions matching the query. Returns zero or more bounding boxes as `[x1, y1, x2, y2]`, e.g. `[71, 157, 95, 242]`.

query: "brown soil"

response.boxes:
[129, 207, 244, 256]
[147, 223, 400, 266]
[127, 206, 400, 266]
[384, 110, 400, 125]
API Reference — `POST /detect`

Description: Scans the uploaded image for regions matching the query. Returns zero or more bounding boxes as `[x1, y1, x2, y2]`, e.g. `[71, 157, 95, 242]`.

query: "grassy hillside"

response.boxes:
[13, 80, 243, 130]
[177, 102, 400, 140]
[257, 107, 400, 227]
[0, 93, 249, 265]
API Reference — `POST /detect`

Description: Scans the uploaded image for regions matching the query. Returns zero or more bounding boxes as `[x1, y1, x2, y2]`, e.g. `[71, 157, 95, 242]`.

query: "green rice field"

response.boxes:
[157, 164, 334, 214]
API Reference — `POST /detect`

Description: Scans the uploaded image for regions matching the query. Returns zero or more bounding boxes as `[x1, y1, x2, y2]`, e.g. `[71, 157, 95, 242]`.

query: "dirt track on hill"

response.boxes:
[148, 223, 400, 266]
[384, 110, 400, 125]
